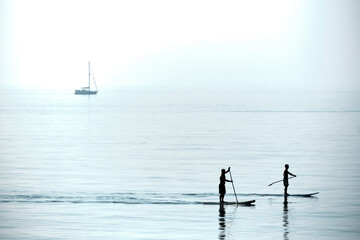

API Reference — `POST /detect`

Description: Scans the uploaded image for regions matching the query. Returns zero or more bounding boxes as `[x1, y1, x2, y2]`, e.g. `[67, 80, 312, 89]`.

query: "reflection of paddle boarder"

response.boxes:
[218, 204, 226, 240]
[283, 200, 289, 240]
[219, 167, 232, 203]
[283, 164, 296, 196]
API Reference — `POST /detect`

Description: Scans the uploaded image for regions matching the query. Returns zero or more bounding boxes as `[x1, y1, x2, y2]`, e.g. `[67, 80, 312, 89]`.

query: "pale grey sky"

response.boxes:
[0, 0, 359, 91]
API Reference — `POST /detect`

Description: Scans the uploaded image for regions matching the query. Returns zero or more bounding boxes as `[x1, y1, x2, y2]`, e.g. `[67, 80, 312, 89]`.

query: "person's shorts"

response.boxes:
[283, 179, 289, 187]
[219, 184, 226, 194]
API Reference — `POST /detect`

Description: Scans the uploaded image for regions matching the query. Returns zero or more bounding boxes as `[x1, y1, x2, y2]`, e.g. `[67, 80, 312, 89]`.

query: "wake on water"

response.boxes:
[0, 192, 318, 204]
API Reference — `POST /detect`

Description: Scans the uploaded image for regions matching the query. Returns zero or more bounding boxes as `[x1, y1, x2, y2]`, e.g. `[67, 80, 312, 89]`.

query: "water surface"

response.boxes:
[0, 90, 359, 239]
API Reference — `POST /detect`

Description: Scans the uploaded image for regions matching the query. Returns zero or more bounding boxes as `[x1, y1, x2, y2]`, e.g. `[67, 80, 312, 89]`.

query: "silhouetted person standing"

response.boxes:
[283, 164, 296, 196]
[219, 167, 232, 203]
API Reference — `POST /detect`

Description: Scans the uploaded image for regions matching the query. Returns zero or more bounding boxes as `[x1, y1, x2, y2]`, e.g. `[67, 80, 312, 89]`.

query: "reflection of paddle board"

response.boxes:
[201, 200, 255, 205]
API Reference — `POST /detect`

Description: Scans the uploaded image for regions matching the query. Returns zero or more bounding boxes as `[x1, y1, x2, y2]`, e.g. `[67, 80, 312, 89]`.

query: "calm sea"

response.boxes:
[0, 90, 359, 239]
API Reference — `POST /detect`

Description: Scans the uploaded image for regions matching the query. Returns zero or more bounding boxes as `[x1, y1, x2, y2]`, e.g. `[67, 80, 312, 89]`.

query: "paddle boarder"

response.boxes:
[283, 164, 296, 196]
[219, 167, 232, 203]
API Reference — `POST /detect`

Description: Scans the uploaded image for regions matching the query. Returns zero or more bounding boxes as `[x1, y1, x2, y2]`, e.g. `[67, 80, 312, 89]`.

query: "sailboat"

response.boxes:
[75, 61, 98, 95]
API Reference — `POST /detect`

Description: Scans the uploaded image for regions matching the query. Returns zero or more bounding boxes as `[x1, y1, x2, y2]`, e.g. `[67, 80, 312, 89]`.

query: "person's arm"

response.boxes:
[225, 179, 233, 182]
[225, 167, 231, 173]
[288, 171, 297, 177]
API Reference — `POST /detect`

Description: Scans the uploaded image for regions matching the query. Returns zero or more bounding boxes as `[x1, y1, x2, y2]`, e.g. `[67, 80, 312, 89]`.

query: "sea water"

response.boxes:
[0, 90, 359, 239]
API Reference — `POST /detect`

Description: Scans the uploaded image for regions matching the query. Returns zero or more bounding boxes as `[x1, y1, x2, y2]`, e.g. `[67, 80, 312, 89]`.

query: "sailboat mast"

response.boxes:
[88, 61, 91, 91]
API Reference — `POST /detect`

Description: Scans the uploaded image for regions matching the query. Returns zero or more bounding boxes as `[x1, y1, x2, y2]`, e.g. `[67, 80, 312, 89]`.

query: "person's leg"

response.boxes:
[283, 179, 289, 196]
[220, 193, 224, 203]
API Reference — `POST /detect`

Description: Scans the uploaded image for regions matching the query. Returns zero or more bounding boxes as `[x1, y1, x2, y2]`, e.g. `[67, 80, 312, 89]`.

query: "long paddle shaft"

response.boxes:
[268, 176, 296, 186]
[229, 170, 239, 204]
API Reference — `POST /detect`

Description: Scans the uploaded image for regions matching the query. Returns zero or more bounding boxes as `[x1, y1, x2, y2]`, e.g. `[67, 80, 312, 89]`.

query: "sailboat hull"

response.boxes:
[74, 90, 98, 95]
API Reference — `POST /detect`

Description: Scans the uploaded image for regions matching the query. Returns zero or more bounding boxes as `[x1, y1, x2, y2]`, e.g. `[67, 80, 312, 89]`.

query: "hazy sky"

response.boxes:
[0, 0, 359, 91]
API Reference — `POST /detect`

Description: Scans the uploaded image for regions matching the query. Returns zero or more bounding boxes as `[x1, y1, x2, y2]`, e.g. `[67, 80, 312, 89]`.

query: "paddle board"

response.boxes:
[288, 192, 319, 197]
[260, 192, 319, 197]
[200, 200, 255, 205]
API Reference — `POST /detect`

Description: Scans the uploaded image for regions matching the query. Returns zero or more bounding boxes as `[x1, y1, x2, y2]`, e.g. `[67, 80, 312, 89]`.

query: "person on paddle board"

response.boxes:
[283, 164, 296, 196]
[219, 167, 232, 203]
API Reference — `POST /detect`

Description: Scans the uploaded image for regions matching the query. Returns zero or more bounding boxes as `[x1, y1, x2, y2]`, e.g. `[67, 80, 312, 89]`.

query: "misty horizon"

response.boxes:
[1, 0, 359, 92]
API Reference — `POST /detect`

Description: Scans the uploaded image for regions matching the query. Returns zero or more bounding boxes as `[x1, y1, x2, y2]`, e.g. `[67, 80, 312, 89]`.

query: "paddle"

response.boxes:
[229, 169, 239, 205]
[268, 176, 296, 186]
